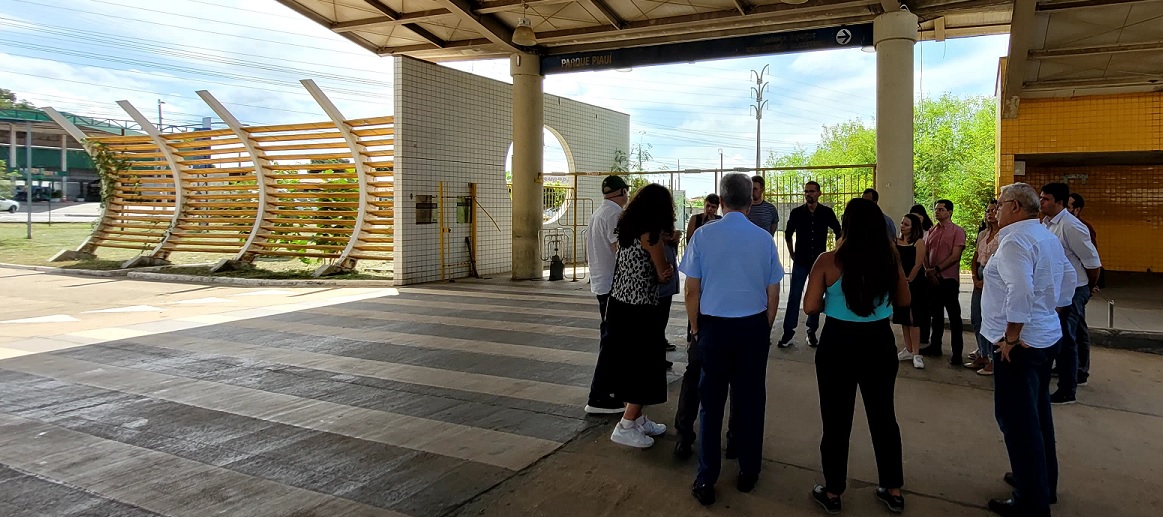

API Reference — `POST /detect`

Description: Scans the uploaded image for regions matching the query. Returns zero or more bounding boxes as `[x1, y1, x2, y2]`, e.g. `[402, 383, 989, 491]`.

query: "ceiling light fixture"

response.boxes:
[513, 2, 537, 47]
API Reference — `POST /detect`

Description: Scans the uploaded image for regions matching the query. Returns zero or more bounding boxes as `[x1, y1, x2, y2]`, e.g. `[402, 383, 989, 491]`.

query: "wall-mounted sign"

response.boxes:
[541, 24, 873, 75]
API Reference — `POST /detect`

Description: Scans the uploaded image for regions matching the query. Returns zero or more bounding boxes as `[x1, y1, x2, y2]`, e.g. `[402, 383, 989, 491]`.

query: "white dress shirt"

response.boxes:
[1043, 209, 1101, 289]
[980, 219, 1077, 349]
[586, 199, 622, 295]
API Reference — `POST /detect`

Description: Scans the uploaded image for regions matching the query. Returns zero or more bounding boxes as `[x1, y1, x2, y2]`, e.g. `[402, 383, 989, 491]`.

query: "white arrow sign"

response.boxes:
[836, 29, 853, 45]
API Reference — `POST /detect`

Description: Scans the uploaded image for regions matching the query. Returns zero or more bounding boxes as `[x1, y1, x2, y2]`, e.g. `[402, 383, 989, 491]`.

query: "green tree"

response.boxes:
[1, 88, 35, 109]
[1, 160, 19, 198]
[765, 94, 997, 269]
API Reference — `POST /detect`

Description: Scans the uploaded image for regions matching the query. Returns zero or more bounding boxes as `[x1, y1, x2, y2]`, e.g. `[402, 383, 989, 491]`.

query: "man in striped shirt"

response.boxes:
[747, 175, 779, 236]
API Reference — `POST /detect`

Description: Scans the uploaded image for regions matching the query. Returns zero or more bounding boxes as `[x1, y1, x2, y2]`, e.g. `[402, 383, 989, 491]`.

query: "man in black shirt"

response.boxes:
[778, 181, 842, 348]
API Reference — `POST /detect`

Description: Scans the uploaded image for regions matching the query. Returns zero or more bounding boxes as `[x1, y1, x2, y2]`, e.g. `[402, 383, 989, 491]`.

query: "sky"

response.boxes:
[0, 0, 1009, 195]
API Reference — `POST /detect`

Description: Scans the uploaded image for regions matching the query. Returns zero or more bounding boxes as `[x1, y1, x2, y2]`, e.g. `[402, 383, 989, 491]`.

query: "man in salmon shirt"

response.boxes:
[920, 199, 967, 365]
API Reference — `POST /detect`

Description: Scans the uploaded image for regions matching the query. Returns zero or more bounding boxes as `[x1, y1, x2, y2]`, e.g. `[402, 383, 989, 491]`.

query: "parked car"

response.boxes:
[0, 198, 18, 213]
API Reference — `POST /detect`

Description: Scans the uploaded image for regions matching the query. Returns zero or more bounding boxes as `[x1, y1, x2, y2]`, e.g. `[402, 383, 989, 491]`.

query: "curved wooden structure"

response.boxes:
[49, 84, 394, 276]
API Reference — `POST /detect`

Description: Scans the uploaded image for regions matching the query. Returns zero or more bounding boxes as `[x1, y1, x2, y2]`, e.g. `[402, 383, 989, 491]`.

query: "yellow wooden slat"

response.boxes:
[351, 127, 394, 137]
[345, 116, 393, 126]
[243, 121, 335, 133]
[249, 131, 344, 143]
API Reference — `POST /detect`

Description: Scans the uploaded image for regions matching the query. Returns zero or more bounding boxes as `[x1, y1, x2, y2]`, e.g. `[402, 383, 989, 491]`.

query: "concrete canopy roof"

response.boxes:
[1008, 0, 1163, 101]
[276, 0, 1017, 62]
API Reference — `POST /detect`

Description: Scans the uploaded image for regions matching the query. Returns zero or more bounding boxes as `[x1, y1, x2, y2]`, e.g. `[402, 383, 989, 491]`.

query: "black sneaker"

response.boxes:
[776, 331, 794, 348]
[875, 487, 904, 513]
[692, 482, 716, 506]
[1050, 391, 1076, 405]
[948, 355, 963, 367]
[1003, 472, 1057, 504]
[808, 330, 819, 347]
[674, 441, 693, 460]
[811, 485, 841, 514]
[918, 345, 943, 357]
[737, 473, 758, 493]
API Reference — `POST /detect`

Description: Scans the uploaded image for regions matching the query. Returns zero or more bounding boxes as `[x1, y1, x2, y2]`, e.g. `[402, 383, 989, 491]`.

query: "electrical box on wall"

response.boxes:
[416, 195, 436, 224]
[1014, 161, 1026, 176]
[456, 196, 472, 224]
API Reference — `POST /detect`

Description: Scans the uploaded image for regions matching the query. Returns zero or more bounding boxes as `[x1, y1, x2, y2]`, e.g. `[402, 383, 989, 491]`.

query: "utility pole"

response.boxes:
[716, 148, 723, 194]
[750, 65, 770, 176]
[25, 121, 32, 239]
[157, 99, 165, 131]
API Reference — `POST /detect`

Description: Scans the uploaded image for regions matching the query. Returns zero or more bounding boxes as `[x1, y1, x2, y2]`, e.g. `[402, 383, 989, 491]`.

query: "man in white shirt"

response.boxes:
[584, 175, 630, 414]
[1039, 182, 1101, 404]
[982, 182, 1075, 517]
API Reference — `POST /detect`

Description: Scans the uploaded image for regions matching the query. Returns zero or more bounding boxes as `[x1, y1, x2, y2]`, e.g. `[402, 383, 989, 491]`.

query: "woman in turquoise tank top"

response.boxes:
[803, 198, 912, 514]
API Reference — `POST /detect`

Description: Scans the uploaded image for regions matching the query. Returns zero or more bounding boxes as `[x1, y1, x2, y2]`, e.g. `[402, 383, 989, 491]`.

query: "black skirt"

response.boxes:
[603, 297, 668, 406]
[892, 277, 929, 326]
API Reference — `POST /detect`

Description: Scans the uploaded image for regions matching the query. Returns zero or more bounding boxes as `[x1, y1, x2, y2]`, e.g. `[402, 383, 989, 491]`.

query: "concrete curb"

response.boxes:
[123, 271, 396, 288]
[0, 262, 128, 277]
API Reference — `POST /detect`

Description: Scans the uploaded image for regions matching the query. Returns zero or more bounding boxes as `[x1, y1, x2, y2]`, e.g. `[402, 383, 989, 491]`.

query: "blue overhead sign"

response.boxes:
[541, 24, 873, 75]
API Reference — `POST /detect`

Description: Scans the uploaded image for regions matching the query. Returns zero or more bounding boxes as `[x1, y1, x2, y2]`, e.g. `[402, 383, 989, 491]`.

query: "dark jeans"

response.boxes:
[695, 312, 770, 486]
[815, 318, 903, 495]
[929, 278, 964, 357]
[657, 295, 673, 346]
[587, 293, 617, 405]
[971, 287, 992, 359]
[674, 337, 737, 447]
[995, 344, 1058, 516]
[1077, 299, 1091, 383]
[782, 262, 820, 338]
[1055, 286, 1091, 397]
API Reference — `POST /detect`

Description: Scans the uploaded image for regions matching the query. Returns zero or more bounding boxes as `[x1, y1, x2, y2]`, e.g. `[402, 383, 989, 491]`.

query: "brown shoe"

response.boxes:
[976, 362, 994, 376]
[963, 356, 989, 370]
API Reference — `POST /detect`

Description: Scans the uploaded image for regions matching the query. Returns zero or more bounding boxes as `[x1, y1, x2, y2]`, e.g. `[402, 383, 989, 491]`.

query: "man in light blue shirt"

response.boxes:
[680, 173, 784, 506]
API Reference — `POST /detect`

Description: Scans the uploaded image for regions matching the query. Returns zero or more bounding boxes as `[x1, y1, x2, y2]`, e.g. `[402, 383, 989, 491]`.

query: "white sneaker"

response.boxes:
[637, 415, 666, 437]
[913, 355, 925, 369]
[897, 349, 915, 361]
[611, 421, 655, 448]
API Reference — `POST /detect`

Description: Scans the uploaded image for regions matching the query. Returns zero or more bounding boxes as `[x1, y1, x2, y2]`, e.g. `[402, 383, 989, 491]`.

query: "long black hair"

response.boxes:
[910, 204, 934, 232]
[615, 183, 675, 248]
[836, 198, 901, 316]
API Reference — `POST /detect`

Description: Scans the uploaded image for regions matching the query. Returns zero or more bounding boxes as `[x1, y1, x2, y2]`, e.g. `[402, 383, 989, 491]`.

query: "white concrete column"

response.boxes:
[874, 9, 918, 222]
[8, 125, 15, 172]
[510, 52, 544, 280]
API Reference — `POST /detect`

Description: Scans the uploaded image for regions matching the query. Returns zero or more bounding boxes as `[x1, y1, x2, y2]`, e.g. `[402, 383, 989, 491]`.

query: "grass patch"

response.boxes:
[0, 223, 391, 280]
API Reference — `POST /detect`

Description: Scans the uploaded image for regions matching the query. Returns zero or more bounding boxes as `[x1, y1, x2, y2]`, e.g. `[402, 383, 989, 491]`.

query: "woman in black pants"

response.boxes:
[804, 198, 911, 514]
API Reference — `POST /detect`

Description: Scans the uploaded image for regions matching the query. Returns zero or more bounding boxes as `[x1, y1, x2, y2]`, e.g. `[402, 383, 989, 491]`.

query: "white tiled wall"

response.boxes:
[393, 56, 629, 285]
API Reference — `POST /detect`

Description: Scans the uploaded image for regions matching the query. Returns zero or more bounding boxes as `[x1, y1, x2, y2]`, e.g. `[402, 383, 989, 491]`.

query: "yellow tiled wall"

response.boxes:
[998, 93, 1163, 185]
[997, 92, 1163, 272]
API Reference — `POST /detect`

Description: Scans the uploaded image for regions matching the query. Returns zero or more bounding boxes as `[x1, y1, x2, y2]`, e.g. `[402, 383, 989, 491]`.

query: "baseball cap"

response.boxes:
[602, 175, 630, 194]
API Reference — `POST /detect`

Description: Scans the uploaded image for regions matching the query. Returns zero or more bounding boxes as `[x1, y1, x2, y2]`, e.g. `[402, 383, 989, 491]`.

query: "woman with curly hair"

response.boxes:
[605, 183, 676, 448]
[805, 198, 911, 514]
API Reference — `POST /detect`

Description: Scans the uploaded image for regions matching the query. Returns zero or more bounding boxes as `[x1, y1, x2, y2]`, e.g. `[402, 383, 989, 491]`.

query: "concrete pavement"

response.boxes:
[0, 269, 1160, 517]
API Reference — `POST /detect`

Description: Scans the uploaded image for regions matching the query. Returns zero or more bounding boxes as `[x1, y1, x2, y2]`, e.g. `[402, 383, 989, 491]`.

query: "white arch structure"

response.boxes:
[44, 81, 395, 277]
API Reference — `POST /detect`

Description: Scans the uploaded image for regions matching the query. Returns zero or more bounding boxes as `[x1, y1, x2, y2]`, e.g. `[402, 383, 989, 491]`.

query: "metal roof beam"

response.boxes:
[1002, 0, 1037, 118]
[332, 10, 451, 32]
[477, 0, 572, 15]
[1031, 40, 1163, 59]
[531, 1, 877, 45]
[273, 0, 382, 54]
[586, 0, 625, 29]
[1023, 75, 1163, 91]
[403, 24, 449, 48]
[431, 0, 521, 52]
[1036, 0, 1158, 11]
